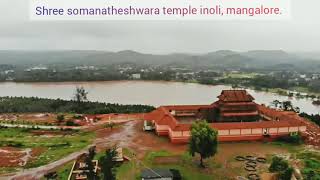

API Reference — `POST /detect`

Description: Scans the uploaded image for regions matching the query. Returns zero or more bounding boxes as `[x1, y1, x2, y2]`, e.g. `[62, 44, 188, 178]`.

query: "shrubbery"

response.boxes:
[278, 167, 294, 180]
[65, 120, 78, 126]
[269, 156, 294, 180]
[299, 113, 320, 127]
[0, 96, 155, 114]
[269, 156, 289, 172]
[276, 133, 303, 144]
[301, 158, 320, 180]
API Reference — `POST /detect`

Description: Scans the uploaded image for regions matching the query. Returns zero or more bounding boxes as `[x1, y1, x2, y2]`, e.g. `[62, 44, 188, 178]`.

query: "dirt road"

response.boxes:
[2, 120, 138, 180]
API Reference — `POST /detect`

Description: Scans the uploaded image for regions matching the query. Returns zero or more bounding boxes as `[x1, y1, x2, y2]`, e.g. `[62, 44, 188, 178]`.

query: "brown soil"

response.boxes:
[2, 118, 300, 179]
[128, 120, 186, 159]
[31, 147, 46, 157]
[96, 127, 122, 139]
[0, 113, 57, 124]
[153, 156, 181, 164]
[0, 147, 27, 167]
[95, 127, 123, 152]
[94, 120, 290, 162]
[0, 147, 46, 168]
[261, 172, 277, 180]
[215, 142, 288, 164]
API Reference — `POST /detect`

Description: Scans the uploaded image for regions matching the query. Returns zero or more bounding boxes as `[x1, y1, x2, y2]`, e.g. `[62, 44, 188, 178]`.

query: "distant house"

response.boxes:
[4, 70, 14, 74]
[75, 66, 97, 70]
[25, 65, 48, 71]
[143, 120, 155, 131]
[132, 73, 141, 79]
[141, 169, 181, 180]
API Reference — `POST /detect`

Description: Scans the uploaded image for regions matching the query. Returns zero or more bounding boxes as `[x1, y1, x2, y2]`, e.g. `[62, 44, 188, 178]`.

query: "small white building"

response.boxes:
[143, 120, 155, 131]
[132, 73, 141, 79]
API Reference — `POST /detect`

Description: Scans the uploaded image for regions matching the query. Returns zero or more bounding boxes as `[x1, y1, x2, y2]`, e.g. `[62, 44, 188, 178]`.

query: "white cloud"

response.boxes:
[0, 0, 319, 53]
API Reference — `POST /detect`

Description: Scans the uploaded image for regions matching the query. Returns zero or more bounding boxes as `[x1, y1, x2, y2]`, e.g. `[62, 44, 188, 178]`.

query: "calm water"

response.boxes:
[0, 81, 319, 114]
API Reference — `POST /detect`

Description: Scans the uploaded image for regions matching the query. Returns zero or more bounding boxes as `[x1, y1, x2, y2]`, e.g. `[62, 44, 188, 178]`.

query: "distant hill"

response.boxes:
[0, 50, 320, 72]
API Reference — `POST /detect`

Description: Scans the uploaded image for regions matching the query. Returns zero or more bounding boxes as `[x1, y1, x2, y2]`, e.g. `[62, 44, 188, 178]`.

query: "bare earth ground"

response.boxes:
[2, 119, 318, 179]
[0, 113, 62, 125]
[116, 120, 292, 179]
[119, 120, 289, 161]
[0, 147, 30, 167]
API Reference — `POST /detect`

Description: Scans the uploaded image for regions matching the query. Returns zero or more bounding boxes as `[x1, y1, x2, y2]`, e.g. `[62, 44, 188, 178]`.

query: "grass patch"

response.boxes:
[0, 127, 95, 174]
[268, 141, 320, 179]
[116, 150, 230, 180]
[297, 151, 320, 179]
[0, 167, 19, 175]
[56, 161, 74, 180]
[267, 141, 302, 154]
[144, 150, 172, 164]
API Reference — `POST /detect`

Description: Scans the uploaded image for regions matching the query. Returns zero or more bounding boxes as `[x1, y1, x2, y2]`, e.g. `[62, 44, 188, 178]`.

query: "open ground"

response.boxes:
[1, 116, 319, 180]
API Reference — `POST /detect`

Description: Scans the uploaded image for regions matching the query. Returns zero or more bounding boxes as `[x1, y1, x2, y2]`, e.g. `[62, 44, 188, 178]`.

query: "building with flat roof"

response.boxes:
[144, 90, 307, 143]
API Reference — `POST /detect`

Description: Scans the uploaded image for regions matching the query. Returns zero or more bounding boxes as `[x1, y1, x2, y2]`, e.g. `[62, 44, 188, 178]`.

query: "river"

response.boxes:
[0, 81, 319, 114]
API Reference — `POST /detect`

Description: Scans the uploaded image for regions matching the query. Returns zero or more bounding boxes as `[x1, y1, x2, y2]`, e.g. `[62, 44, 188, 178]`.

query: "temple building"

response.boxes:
[144, 90, 307, 143]
[215, 90, 259, 122]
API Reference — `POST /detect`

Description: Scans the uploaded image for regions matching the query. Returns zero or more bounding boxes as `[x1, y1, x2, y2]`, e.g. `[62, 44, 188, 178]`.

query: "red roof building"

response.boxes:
[145, 90, 307, 143]
[215, 90, 259, 122]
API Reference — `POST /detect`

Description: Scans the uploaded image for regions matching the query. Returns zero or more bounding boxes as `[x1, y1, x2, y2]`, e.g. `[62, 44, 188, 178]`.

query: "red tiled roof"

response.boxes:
[218, 90, 254, 102]
[146, 104, 306, 132]
[145, 91, 307, 132]
[219, 102, 257, 106]
[221, 112, 259, 117]
[258, 105, 296, 120]
[162, 105, 215, 111]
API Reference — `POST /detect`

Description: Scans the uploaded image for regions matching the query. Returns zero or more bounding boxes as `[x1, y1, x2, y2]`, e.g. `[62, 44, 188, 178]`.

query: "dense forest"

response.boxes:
[0, 96, 155, 114]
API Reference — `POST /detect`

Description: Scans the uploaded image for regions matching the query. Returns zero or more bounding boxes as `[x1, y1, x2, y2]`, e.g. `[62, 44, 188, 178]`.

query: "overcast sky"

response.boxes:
[0, 0, 320, 54]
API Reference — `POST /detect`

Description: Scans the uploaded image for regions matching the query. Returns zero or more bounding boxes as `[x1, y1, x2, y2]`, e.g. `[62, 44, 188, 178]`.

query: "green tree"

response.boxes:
[85, 146, 97, 180]
[189, 121, 218, 168]
[282, 101, 293, 111]
[99, 147, 118, 180]
[279, 167, 293, 180]
[73, 86, 89, 113]
[271, 100, 281, 108]
[88, 146, 96, 160]
[0, 96, 155, 114]
[74, 86, 88, 103]
[269, 156, 294, 180]
[85, 155, 96, 180]
[269, 156, 289, 172]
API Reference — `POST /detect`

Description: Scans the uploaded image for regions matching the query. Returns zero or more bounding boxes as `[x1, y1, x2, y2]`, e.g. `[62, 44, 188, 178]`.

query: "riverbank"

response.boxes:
[0, 80, 318, 114]
[1, 79, 320, 100]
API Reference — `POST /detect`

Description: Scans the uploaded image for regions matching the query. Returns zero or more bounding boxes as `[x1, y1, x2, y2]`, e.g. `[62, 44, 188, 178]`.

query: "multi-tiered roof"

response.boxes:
[215, 90, 259, 122]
